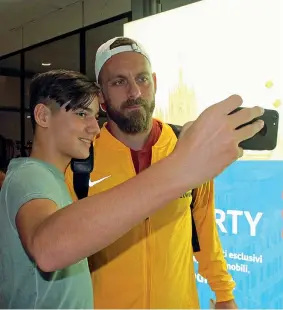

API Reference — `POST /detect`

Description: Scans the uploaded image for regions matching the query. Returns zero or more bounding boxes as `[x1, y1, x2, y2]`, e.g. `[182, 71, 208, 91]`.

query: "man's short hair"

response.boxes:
[109, 37, 137, 49]
[29, 69, 100, 131]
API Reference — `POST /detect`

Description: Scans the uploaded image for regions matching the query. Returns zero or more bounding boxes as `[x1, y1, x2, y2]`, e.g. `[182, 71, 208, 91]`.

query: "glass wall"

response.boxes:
[25, 34, 80, 76]
[0, 54, 21, 142]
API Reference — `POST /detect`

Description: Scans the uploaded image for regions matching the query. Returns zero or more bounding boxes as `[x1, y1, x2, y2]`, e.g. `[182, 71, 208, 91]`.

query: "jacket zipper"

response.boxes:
[145, 217, 151, 308]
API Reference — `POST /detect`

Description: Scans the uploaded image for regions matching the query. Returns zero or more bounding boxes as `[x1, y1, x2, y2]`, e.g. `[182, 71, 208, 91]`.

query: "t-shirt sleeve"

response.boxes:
[4, 162, 61, 229]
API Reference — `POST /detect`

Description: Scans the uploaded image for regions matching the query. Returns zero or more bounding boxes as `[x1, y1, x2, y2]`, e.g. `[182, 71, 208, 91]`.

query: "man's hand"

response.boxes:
[175, 94, 264, 187]
[215, 299, 238, 309]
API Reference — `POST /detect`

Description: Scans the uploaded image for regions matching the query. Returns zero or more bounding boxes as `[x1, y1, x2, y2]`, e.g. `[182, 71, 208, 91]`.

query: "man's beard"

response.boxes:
[105, 97, 155, 134]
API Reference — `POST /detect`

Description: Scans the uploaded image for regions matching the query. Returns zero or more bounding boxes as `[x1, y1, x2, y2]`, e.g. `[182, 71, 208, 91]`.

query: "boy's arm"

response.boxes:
[16, 153, 193, 272]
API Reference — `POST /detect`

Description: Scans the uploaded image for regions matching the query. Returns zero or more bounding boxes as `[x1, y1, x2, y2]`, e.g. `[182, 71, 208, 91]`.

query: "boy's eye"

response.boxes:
[76, 111, 86, 118]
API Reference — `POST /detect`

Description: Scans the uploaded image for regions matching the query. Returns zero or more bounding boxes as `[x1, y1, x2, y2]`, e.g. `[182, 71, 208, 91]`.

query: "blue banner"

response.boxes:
[195, 160, 283, 309]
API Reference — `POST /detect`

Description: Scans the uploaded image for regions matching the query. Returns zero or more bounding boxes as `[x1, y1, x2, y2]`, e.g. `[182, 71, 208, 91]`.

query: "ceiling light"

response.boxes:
[41, 62, 51, 66]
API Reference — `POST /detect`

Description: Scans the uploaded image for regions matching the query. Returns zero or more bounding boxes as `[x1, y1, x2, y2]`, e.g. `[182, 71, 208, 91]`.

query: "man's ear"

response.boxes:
[98, 92, 107, 113]
[152, 72, 157, 94]
[98, 91, 104, 104]
[33, 104, 51, 128]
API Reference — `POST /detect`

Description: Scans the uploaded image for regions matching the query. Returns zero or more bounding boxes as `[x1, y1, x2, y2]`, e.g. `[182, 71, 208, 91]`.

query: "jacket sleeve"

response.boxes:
[64, 165, 79, 201]
[192, 180, 236, 302]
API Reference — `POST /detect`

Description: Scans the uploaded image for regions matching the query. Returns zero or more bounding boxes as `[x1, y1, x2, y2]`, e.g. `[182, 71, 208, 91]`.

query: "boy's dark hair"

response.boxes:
[29, 69, 100, 131]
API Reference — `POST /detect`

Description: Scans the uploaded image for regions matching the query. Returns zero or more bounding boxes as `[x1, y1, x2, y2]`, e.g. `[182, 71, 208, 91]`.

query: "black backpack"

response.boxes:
[71, 123, 200, 252]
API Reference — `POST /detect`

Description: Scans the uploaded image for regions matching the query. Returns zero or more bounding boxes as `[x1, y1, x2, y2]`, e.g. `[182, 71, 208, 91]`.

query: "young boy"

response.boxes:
[0, 69, 263, 308]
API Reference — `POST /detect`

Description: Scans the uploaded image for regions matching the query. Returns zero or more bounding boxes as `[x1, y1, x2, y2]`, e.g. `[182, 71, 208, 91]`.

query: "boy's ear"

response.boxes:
[33, 103, 52, 128]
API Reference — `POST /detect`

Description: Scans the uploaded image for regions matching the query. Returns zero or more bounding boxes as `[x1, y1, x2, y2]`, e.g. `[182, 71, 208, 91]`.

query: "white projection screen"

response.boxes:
[124, 0, 283, 160]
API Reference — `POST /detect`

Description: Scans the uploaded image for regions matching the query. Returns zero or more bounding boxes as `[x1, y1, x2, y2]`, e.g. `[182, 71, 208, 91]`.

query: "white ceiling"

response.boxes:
[0, 0, 80, 32]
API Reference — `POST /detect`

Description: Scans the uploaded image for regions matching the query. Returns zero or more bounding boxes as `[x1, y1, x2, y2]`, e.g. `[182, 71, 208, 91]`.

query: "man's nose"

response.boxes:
[128, 80, 141, 100]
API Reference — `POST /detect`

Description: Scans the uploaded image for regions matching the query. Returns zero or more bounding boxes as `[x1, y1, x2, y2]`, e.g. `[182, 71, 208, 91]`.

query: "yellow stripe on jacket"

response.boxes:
[65, 121, 235, 309]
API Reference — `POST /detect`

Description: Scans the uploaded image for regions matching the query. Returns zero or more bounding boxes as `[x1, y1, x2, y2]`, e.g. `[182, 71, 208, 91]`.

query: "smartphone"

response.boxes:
[229, 107, 279, 150]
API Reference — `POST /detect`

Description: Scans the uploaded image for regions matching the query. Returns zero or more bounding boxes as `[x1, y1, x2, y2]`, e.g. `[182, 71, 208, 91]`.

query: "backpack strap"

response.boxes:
[167, 123, 200, 252]
[71, 143, 94, 200]
[0, 135, 6, 171]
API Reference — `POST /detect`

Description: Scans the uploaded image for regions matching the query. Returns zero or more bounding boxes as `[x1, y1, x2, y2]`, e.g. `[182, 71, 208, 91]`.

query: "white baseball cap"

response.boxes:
[95, 36, 151, 81]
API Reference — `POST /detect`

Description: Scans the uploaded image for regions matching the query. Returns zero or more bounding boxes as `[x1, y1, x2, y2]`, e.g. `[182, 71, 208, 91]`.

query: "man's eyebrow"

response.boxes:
[107, 74, 126, 82]
[137, 71, 150, 76]
[107, 71, 150, 82]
